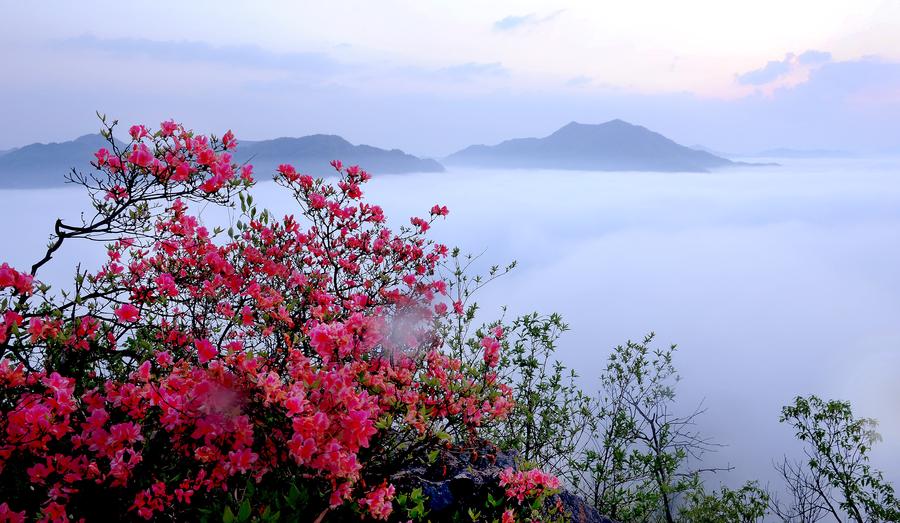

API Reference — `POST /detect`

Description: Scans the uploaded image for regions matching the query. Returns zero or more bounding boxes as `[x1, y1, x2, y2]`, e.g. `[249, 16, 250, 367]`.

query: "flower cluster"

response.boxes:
[499, 467, 561, 503]
[0, 121, 527, 521]
[0, 263, 33, 296]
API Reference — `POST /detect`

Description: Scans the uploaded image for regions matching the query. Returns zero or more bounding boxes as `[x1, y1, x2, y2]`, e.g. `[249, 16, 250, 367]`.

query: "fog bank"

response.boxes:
[2, 157, 899, 492]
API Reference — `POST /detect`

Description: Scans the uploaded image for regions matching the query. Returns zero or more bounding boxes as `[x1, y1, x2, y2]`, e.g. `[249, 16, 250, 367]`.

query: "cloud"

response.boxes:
[493, 10, 564, 31]
[566, 75, 592, 87]
[439, 62, 508, 78]
[736, 49, 834, 85]
[56, 34, 509, 89]
[736, 53, 795, 85]
[797, 49, 832, 65]
[58, 34, 343, 74]
[774, 57, 900, 103]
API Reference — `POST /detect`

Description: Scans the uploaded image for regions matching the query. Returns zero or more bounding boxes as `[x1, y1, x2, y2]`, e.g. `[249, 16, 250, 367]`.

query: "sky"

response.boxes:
[3, 0, 900, 502]
[2, 1, 900, 156]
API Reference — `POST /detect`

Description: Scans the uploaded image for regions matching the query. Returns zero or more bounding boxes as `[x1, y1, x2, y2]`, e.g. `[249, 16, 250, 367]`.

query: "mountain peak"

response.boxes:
[73, 133, 105, 142]
[602, 118, 631, 126]
[446, 120, 733, 172]
[551, 119, 637, 137]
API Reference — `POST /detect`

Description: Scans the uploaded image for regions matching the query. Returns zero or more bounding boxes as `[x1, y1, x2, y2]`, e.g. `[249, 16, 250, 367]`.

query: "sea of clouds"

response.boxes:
[2, 157, 899, 493]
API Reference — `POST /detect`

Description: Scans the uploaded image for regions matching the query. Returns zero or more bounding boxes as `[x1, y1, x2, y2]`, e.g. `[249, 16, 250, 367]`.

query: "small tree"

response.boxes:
[770, 457, 828, 523]
[776, 395, 900, 523]
[573, 335, 729, 522]
[482, 312, 594, 482]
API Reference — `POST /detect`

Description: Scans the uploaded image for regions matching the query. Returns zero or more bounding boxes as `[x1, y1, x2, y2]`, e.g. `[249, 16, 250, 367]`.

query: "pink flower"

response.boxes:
[240, 306, 254, 326]
[105, 185, 128, 202]
[226, 448, 257, 474]
[172, 162, 192, 182]
[277, 163, 298, 181]
[499, 467, 560, 503]
[110, 422, 142, 444]
[342, 409, 377, 449]
[107, 155, 124, 173]
[240, 164, 254, 182]
[0, 264, 32, 295]
[359, 484, 395, 520]
[194, 338, 217, 363]
[27, 317, 45, 339]
[114, 304, 140, 323]
[308, 193, 326, 209]
[128, 144, 154, 168]
[94, 148, 110, 166]
[200, 176, 224, 193]
[129, 125, 149, 140]
[197, 148, 216, 166]
[222, 130, 237, 150]
[410, 217, 430, 232]
[159, 120, 178, 137]
[481, 336, 500, 368]
[0, 263, 15, 287]
[154, 273, 177, 297]
[0, 502, 25, 523]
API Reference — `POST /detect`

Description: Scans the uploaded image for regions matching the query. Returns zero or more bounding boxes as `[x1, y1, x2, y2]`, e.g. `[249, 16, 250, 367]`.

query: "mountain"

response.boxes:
[232, 134, 443, 177]
[0, 147, 17, 157]
[0, 134, 117, 188]
[446, 120, 736, 172]
[0, 134, 444, 188]
[749, 148, 855, 159]
[690, 144, 735, 159]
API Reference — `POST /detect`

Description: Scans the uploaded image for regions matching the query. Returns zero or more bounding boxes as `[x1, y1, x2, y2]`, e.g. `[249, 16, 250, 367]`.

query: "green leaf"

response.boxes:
[222, 506, 235, 523]
[285, 484, 301, 509]
[237, 500, 251, 522]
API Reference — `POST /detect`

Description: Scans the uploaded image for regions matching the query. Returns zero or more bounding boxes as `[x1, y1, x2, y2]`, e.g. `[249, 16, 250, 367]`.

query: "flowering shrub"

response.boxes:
[496, 466, 564, 522]
[0, 119, 556, 521]
[500, 467, 561, 504]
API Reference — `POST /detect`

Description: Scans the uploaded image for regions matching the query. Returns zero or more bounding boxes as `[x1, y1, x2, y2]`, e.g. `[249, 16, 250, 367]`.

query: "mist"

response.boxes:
[2, 157, 899, 494]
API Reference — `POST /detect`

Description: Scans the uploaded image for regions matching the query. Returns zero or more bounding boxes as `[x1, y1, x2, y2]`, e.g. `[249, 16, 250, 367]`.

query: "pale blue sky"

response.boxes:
[2, 0, 900, 156]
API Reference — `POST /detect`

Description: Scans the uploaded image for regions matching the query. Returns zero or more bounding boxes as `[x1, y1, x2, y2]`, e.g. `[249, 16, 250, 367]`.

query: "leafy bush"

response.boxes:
[680, 481, 768, 523]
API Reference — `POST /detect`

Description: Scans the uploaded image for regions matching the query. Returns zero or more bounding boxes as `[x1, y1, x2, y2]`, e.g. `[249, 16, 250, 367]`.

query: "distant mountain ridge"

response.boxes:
[0, 134, 119, 188]
[749, 148, 855, 159]
[232, 134, 443, 178]
[446, 120, 737, 172]
[690, 144, 735, 159]
[0, 133, 443, 188]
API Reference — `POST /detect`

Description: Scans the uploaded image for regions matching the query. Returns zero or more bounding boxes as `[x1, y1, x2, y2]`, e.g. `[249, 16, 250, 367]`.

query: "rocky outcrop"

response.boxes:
[390, 443, 615, 522]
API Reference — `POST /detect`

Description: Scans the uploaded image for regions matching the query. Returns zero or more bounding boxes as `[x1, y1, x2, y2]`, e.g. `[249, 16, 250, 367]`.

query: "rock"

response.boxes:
[554, 490, 617, 523]
[390, 442, 617, 522]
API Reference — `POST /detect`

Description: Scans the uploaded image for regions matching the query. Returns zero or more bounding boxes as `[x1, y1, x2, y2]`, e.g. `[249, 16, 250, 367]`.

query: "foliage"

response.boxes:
[568, 335, 727, 522]
[679, 480, 769, 523]
[478, 312, 594, 483]
[774, 395, 900, 523]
